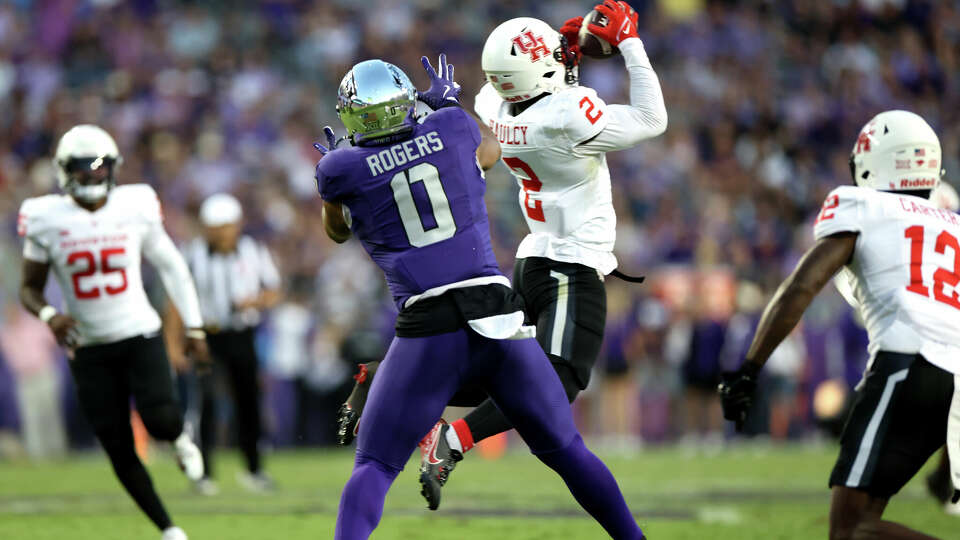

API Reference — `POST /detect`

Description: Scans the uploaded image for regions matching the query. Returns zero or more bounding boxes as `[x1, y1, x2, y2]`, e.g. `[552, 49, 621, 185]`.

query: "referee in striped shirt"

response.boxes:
[166, 193, 280, 495]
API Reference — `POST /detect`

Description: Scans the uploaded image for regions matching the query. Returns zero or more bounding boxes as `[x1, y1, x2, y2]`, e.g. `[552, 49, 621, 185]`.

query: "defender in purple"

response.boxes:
[316, 55, 644, 540]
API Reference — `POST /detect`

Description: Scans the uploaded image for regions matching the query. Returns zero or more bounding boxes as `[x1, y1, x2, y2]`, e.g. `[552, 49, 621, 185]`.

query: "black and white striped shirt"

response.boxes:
[184, 235, 280, 331]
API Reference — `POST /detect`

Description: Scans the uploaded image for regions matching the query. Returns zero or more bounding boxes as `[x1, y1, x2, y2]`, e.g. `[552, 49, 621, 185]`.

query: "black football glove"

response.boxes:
[718, 362, 761, 432]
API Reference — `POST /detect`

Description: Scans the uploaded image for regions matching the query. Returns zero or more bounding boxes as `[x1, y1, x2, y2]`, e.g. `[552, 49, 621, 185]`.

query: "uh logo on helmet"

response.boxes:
[849, 110, 944, 195]
[482, 17, 578, 103]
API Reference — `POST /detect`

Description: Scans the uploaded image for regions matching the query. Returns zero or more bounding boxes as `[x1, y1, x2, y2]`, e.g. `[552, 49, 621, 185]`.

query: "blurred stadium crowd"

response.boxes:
[0, 0, 958, 458]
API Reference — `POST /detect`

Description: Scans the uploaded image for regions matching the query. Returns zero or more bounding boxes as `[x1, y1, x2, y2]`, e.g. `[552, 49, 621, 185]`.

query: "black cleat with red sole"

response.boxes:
[418, 420, 463, 511]
[336, 361, 379, 446]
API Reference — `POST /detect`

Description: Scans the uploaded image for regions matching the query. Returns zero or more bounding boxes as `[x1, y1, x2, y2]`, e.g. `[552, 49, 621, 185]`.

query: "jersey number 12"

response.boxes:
[904, 225, 960, 310]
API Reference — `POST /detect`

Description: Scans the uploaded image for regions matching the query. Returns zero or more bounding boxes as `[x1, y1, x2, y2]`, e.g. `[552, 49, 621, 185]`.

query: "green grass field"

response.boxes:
[0, 443, 954, 539]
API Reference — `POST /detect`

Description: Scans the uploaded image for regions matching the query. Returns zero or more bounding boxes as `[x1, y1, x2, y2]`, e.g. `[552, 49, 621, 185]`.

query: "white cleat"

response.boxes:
[174, 433, 204, 482]
[237, 470, 276, 494]
[193, 477, 220, 496]
[161, 526, 188, 540]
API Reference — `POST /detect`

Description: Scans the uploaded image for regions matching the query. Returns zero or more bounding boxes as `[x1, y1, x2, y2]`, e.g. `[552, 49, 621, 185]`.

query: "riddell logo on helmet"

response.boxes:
[899, 178, 936, 188]
[512, 31, 551, 62]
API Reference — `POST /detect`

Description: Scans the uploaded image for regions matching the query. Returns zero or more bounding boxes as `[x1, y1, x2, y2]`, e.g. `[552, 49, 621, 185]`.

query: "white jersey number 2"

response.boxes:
[390, 162, 457, 247]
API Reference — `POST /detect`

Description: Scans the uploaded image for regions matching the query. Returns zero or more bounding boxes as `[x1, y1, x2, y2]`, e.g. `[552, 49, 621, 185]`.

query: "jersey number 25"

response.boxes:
[67, 247, 128, 299]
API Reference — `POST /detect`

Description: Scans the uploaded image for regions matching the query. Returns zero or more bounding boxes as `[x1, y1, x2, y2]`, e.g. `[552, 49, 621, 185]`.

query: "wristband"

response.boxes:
[185, 328, 206, 340]
[38, 305, 58, 324]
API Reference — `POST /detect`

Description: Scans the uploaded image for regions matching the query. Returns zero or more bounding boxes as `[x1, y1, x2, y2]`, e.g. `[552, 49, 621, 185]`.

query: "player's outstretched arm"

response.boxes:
[323, 201, 351, 243]
[473, 110, 501, 170]
[578, 1, 667, 153]
[745, 232, 857, 368]
[143, 228, 211, 367]
[418, 54, 500, 170]
[314, 126, 353, 243]
[719, 232, 857, 429]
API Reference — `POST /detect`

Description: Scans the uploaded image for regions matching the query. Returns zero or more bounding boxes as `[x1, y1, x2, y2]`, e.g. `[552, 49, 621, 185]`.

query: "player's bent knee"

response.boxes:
[138, 404, 184, 442]
[531, 432, 582, 464]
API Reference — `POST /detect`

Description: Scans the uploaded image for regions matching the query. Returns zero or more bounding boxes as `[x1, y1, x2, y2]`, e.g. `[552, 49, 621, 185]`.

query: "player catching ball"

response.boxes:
[18, 125, 208, 540]
[720, 110, 958, 540]
[336, 0, 667, 510]
[317, 54, 645, 540]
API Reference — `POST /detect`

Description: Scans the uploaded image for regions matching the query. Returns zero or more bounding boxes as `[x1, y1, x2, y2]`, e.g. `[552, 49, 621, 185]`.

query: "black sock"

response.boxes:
[465, 363, 582, 444]
[463, 399, 514, 443]
[100, 429, 172, 531]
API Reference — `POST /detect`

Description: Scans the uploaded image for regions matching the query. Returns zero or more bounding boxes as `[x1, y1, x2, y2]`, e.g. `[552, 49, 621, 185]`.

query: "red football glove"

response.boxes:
[588, 0, 640, 47]
[558, 16, 583, 63]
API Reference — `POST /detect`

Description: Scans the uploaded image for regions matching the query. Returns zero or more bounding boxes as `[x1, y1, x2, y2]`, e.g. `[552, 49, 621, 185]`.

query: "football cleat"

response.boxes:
[237, 470, 277, 494]
[173, 433, 204, 482]
[927, 465, 953, 505]
[193, 477, 219, 496]
[336, 361, 380, 446]
[418, 420, 463, 511]
[160, 526, 188, 540]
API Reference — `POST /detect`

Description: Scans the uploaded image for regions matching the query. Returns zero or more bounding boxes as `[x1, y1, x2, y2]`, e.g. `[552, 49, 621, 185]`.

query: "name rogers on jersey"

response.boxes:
[365, 131, 443, 176]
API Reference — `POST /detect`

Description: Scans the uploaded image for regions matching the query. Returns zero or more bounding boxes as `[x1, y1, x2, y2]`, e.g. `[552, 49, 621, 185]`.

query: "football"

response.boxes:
[578, 9, 619, 58]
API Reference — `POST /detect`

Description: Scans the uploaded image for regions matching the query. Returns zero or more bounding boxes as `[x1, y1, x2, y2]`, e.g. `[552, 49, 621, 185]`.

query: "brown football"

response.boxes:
[578, 9, 619, 59]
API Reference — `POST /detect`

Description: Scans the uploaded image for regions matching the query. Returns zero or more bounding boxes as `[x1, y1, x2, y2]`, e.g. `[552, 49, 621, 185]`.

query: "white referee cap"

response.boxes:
[200, 193, 242, 226]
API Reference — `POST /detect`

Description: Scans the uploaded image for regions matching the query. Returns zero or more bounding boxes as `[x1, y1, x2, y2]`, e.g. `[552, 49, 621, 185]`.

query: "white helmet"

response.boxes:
[481, 17, 577, 103]
[849, 110, 943, 194]
[53, 124, 123, 203]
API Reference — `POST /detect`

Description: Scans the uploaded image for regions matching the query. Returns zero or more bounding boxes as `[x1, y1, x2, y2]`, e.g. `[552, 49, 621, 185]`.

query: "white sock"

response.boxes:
[445, 425, 463, 453]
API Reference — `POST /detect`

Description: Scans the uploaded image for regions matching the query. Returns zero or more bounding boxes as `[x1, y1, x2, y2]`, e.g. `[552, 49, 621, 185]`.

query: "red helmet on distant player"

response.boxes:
[481, 18, 578, 103]
[849, 110, 943, 195]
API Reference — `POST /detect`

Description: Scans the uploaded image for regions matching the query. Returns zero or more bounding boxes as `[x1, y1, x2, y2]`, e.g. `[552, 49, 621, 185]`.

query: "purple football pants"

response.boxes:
[334, 329, 644, 540]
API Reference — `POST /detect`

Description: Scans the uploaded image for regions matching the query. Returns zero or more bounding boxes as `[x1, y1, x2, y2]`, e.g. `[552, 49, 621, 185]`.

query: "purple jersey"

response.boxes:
[316, 107, 502, 309]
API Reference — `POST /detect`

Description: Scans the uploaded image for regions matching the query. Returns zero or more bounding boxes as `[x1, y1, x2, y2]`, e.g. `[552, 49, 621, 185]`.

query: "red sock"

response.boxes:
[451, 418, 475, 453]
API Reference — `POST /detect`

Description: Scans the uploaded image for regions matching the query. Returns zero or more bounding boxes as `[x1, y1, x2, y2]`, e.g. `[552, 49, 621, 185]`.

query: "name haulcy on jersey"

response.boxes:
[474, 37, 667, 275]
[18, 184, 203, 346]
[815, 185, 960, 375]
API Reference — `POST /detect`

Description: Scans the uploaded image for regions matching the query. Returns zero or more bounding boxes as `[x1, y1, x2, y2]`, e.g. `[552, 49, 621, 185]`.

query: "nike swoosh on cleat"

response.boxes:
[427, 439, 443, 465]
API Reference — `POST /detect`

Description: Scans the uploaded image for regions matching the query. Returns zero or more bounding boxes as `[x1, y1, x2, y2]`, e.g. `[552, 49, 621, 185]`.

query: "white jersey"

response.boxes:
[814, 185, 960, 374]
[474, 37, 667, 274]
[19, 184, 203, 346]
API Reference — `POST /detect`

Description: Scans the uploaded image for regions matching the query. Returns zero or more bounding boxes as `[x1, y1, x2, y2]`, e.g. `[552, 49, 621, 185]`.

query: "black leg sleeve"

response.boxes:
[99, 425, 173, 531]
[128, 336, 184, 442]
